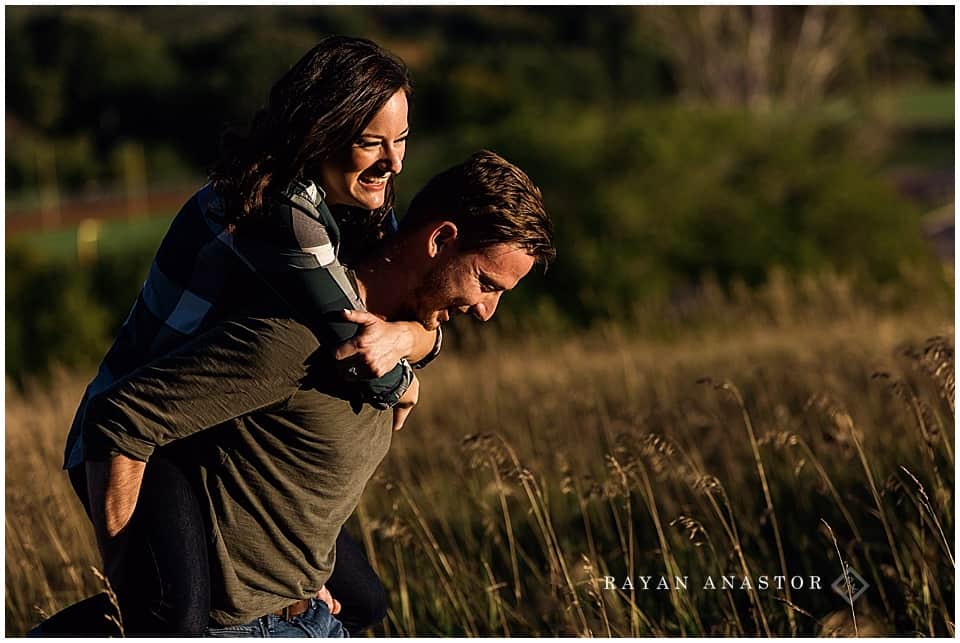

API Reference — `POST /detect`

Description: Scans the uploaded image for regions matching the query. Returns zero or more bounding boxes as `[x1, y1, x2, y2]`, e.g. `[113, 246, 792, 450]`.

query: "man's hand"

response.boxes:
[392, 374, 419, 432]
[85, 456, 146, 582]
[316, 585, 341, 615]
[336, 310, 415, 378]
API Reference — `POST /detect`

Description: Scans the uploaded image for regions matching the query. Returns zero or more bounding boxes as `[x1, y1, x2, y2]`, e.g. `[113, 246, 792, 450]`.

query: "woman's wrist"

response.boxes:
[400, 322, 418, 360]
[410, 326, 442, 369]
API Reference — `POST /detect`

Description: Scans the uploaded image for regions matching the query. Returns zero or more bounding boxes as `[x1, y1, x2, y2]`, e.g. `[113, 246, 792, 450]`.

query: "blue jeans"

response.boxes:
[205, 599, 348, 638]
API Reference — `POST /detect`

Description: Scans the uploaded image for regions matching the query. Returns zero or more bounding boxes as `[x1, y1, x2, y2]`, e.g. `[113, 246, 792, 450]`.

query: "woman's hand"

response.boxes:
[316, 585, 342, 615]
[335, 309, 416, 378]
[392, 374, 419, 432]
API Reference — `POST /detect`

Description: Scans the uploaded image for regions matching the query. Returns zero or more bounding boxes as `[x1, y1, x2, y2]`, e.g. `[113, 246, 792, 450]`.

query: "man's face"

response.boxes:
[408, 243, 535, 331]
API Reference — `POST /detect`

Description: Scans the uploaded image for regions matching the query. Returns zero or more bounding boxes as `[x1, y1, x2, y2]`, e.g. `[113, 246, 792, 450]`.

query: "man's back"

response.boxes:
[83, 316, 392, 625]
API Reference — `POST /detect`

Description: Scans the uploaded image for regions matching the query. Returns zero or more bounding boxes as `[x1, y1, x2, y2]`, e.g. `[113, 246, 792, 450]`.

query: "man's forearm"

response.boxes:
[86, 455, 146, 547]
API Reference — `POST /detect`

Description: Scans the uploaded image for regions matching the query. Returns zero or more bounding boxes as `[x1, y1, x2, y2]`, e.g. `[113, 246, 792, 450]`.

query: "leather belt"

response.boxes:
[272, 598, 312, 620]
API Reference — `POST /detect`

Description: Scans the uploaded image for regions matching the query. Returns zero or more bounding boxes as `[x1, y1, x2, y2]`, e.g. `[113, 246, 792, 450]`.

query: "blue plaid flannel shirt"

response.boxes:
[64, 181, 419, 469]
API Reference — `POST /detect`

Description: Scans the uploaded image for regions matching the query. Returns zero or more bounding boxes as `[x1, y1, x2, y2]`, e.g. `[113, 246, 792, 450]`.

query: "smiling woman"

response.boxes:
[43, 35, 443, 637]
[209, 36, 412, 230]
[320, 90, 409, 211]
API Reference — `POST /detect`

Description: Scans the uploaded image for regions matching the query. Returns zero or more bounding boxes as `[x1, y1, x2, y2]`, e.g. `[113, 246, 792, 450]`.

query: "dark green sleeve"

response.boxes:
[232, 189, 413, 410]
[82, 317, 317, 462]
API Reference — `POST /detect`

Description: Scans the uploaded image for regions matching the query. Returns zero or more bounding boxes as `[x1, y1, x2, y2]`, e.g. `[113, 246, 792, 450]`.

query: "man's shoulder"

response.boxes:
[220, 316, 319, 353]
[168, 314, 321, 388]
[258, 316, 317, 343]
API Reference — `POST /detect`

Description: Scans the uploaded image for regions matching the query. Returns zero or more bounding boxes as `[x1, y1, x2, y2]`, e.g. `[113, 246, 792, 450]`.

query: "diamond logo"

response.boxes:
[831, 566, 870, 605]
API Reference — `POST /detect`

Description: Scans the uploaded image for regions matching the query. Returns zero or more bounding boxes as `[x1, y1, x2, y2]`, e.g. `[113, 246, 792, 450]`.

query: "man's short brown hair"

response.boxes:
[402, 150, 556, 267]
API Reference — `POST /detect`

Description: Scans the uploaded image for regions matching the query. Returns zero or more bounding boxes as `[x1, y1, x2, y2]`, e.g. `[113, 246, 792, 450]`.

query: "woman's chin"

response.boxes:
[352, 193, 385, 211]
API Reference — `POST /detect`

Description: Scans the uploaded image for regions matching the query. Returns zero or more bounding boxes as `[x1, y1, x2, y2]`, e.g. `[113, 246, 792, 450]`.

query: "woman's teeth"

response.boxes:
[359, 174, 389, 186]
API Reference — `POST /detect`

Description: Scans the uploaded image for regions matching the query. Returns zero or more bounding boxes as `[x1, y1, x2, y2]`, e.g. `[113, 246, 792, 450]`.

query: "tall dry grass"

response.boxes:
[5, 371, 103, 632]
[352, 313, 953, 636]
[5, 295, 954, 635]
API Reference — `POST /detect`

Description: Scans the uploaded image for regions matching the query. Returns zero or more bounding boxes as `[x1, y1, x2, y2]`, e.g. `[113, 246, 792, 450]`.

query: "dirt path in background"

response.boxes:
[6, 186, 195, 237]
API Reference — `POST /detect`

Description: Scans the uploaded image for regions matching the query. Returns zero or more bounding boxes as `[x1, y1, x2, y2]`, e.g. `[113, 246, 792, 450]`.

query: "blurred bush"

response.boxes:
[428, 103, 943, 330]
[6, 242, 153, 386]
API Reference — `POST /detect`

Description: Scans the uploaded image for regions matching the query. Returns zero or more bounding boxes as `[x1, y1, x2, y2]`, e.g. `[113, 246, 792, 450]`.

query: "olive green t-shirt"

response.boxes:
[83, 316, 392, 625]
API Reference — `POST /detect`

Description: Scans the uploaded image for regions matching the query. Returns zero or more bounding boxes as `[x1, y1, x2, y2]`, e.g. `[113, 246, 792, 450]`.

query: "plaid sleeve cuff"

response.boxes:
[362, 359, 415, 410]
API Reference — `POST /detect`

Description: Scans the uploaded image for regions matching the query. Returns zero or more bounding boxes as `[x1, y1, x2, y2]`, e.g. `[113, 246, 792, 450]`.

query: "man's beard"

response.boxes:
[407, 258, 455, 331]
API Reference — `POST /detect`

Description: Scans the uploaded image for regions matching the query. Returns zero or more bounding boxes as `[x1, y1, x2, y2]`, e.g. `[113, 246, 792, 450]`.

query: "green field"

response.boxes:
[10, 213, 176, 262]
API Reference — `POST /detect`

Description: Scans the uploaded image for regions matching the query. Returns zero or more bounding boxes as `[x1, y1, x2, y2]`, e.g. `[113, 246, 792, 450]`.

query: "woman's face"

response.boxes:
[319, 89, 409, 211]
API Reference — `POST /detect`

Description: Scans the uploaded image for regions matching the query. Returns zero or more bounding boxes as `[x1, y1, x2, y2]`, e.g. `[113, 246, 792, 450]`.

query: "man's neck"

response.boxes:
[351, 241, 411, 321]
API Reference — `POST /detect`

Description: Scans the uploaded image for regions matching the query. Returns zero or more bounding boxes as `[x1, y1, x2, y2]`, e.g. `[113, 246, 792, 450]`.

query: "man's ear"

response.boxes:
[427, 222, 459, 258]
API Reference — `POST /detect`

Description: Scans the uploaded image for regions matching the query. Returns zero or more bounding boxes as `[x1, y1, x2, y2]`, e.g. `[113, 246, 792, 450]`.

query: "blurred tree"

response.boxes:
[6, 5, 951, 196]
[638, 6, 937, 110]
[10, 8, 178, 142]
